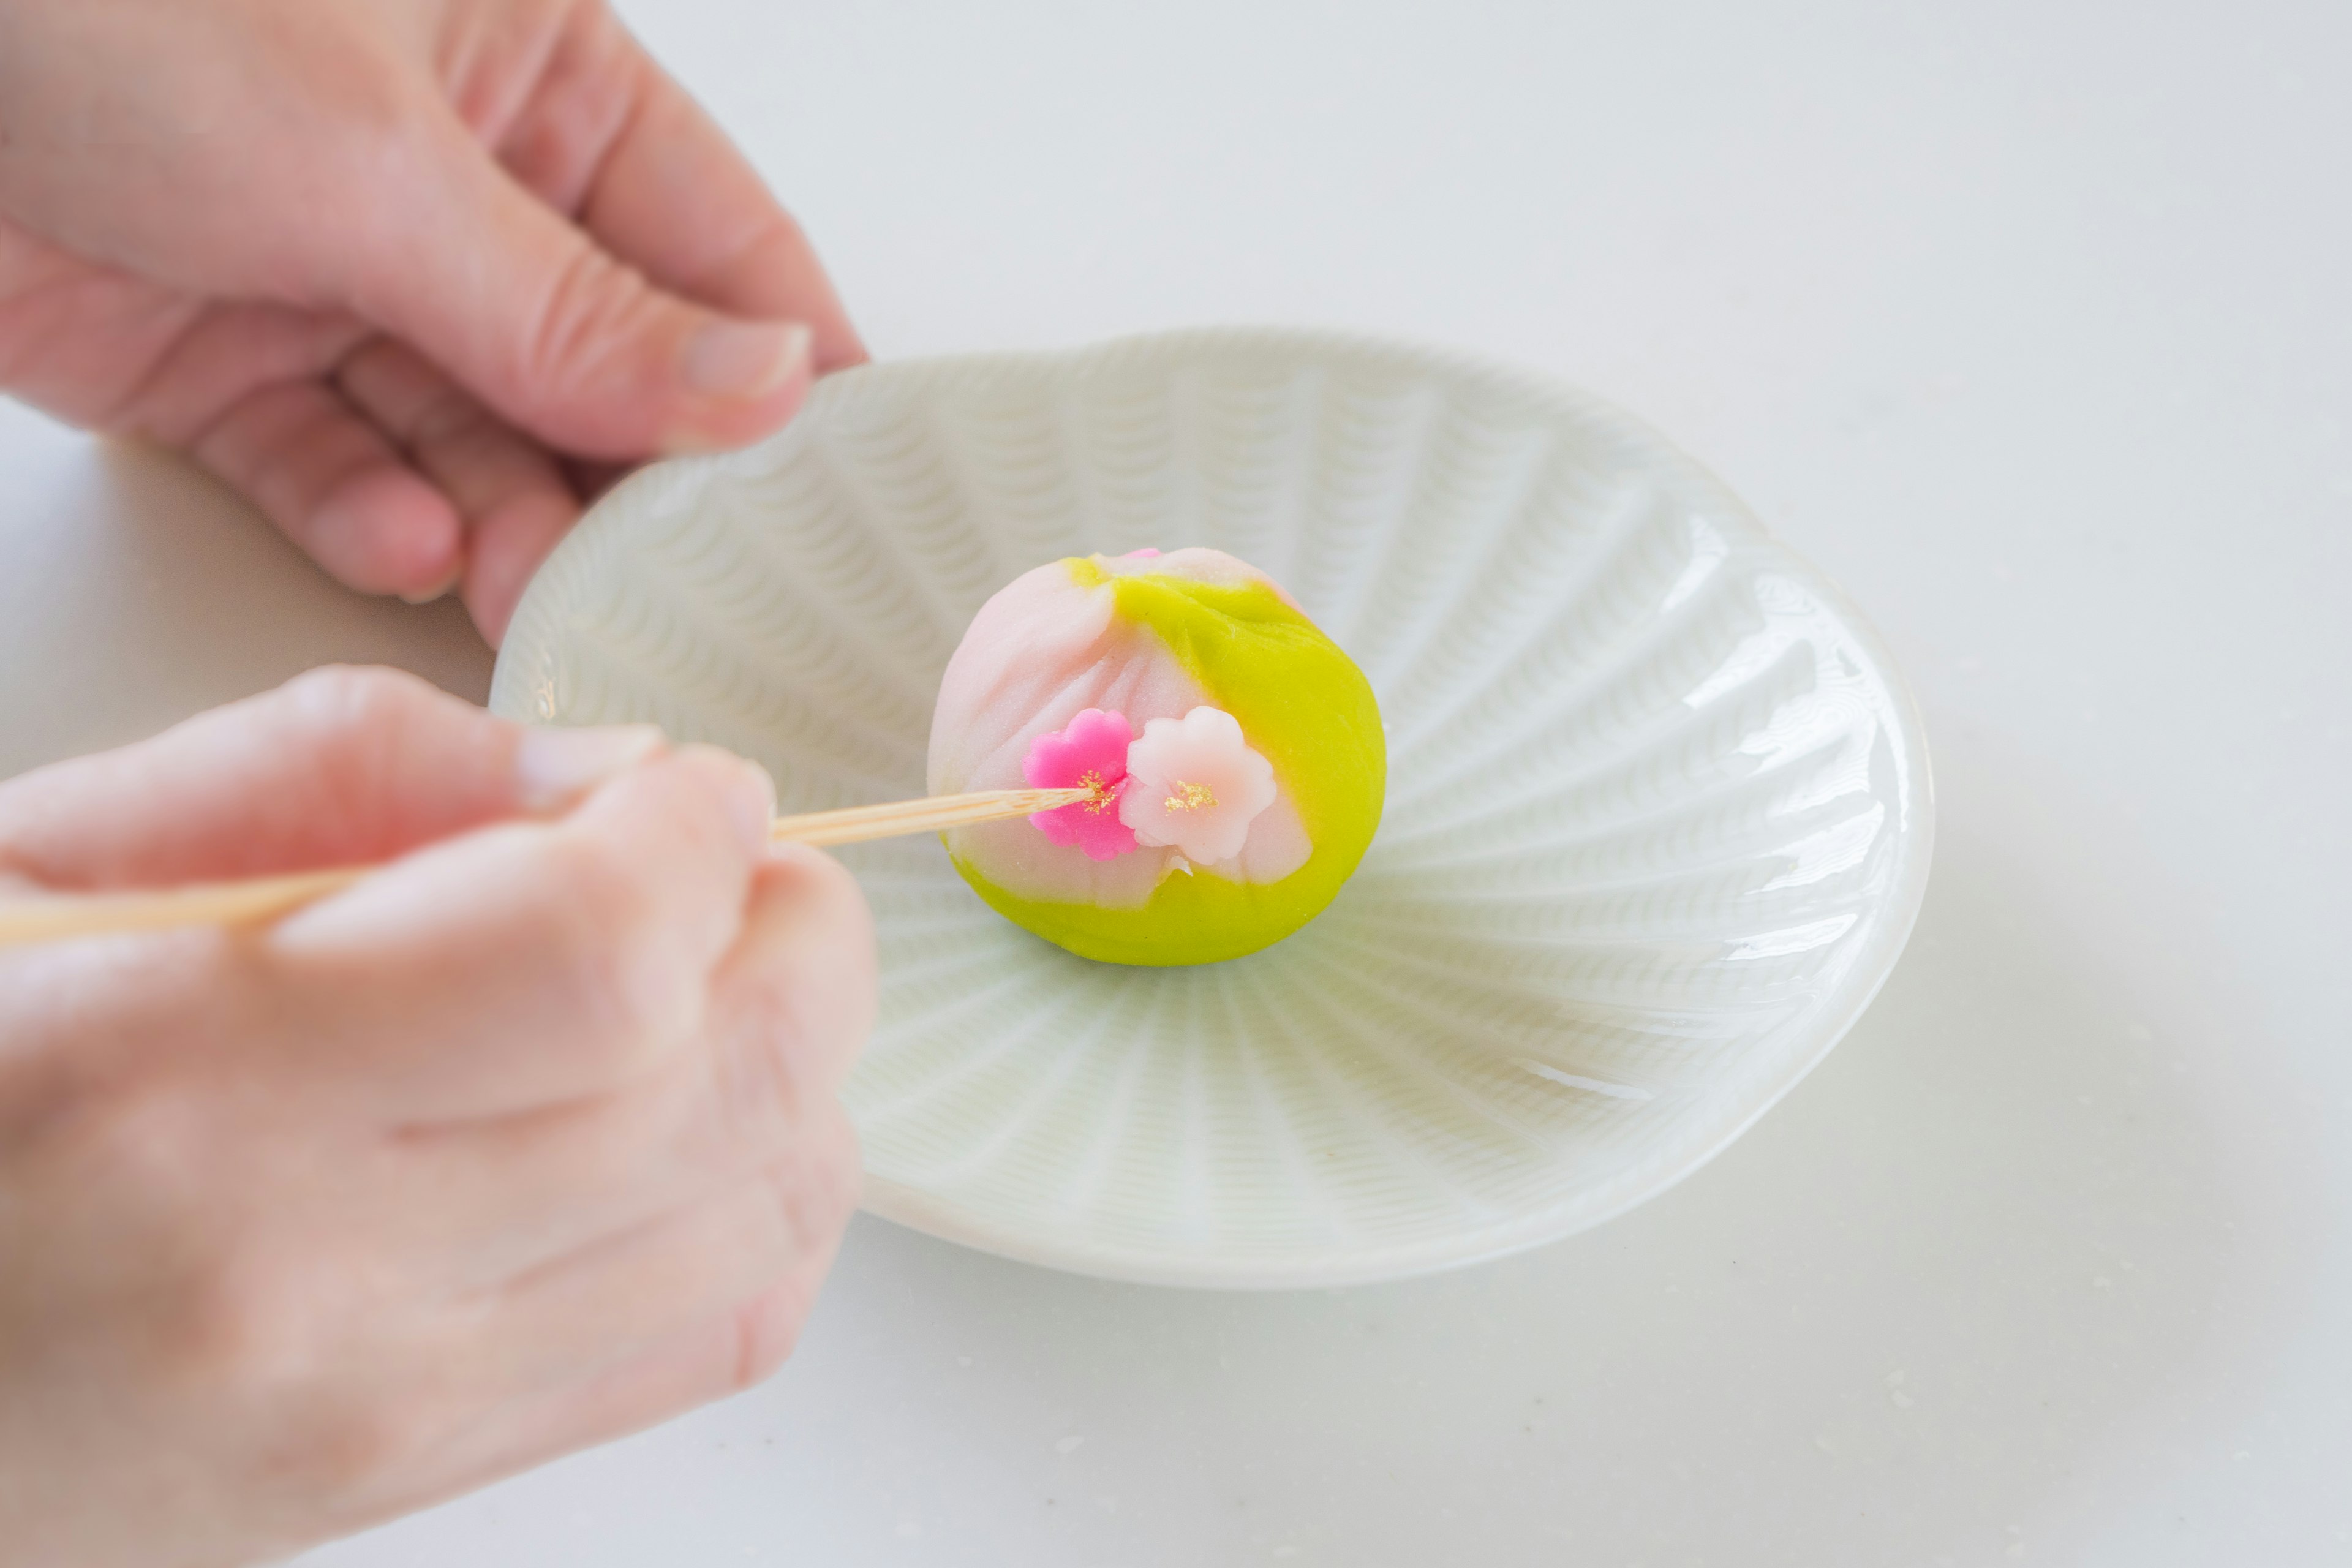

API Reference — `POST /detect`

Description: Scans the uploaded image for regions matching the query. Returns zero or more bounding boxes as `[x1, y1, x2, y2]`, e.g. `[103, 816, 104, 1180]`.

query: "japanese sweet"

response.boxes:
[926, 548, 1384, 965]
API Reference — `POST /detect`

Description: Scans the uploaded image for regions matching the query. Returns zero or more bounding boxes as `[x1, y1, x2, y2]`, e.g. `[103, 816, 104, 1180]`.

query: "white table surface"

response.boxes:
[4, 2, 2346, 1562]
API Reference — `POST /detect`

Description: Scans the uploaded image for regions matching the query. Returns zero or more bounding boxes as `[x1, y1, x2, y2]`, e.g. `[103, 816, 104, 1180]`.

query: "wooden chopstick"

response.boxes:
[0, 786, 1090, 951]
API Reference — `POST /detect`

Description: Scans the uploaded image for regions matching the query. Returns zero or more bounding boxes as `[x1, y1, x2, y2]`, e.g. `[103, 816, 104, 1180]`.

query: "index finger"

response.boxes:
[0, 667, 657, 892]
[492, 9, 865, 372]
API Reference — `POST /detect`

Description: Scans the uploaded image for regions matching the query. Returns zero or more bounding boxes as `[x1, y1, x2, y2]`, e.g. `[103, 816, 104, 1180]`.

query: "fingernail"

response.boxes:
[682, 319, 811, 400]
[516, 723, 667, 812]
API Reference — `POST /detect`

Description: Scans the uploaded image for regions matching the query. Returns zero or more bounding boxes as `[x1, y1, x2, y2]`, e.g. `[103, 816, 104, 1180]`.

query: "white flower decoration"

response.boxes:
[1118, 706, 1278, 865]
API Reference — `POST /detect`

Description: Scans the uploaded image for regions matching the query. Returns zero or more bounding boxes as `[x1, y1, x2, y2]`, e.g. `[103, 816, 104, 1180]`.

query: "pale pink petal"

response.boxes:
[1118, 706, 1278, 864]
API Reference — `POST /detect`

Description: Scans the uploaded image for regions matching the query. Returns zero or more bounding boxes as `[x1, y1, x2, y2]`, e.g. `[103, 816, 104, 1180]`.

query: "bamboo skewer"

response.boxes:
[768, 786, 1090, 847]
[0, 786, 1093, 951]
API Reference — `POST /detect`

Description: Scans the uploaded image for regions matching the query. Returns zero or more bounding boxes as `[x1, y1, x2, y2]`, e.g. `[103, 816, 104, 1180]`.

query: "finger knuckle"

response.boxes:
[810, 1106, 864, 1233]
[541, 835, 703, 1074]
[733, 855, 879, 1077]
[728, 1280, 811, 1393]
[274, 666, 453, 807]
[281, 664, 439, 739]
[284, 1390, 443, 1500]
[707, 1011, 796, 1168]
[764, 1104, 861, 1254]
[522, 241, 655, 414]
[155, 1237, 312, 1392]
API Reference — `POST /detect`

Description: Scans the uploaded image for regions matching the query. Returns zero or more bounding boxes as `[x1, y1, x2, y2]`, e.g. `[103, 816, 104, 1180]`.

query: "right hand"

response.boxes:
[0, 667, 876, 1567]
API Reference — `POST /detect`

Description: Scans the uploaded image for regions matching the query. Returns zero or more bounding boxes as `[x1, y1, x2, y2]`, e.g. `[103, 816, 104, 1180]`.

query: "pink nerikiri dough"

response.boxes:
[927, 548, 1312, 909]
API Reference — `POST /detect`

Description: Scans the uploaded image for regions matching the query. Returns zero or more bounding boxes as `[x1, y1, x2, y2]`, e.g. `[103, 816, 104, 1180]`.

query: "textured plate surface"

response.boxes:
[490, 328, 1932, 1288]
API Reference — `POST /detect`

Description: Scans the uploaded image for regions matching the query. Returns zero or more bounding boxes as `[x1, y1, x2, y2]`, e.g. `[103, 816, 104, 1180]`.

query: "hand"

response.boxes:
[0, 668, 875, 1567]
[0, 0, 862, 644]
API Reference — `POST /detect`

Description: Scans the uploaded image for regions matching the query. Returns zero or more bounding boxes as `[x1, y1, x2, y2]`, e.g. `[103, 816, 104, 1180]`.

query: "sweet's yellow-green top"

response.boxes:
[949, 556, 1385, 966]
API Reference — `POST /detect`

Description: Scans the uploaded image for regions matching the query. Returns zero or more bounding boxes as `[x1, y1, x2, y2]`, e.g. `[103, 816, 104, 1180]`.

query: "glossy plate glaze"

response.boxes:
[490, 328, 1933, 1288]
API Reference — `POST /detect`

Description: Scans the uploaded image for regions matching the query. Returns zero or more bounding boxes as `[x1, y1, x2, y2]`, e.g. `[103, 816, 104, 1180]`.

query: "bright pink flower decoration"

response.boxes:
[1022, 708, 1139, 860]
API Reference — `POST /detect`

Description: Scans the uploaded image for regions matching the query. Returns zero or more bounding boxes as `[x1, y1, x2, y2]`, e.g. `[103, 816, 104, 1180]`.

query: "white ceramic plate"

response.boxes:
[491, 328, 1932, 1289]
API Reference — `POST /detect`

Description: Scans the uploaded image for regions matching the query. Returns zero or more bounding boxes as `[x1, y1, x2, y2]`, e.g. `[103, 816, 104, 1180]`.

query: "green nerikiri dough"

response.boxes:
[949, 556, 1385, 966]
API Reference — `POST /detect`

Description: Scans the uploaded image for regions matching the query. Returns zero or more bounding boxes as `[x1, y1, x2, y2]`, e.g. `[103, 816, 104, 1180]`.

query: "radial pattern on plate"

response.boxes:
[492, 330, 1932, 1287]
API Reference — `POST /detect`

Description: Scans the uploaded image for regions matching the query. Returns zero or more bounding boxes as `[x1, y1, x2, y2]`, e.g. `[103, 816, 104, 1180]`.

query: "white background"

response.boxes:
[3, 2, 2346, 1562]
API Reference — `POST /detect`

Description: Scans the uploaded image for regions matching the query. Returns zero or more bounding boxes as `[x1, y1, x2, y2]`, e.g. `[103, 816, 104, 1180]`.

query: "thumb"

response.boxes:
[350, 122, 816, 461]
[0, 668, 667, 892]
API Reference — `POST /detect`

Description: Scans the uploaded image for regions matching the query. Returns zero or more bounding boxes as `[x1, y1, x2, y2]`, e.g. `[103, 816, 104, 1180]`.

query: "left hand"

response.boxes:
[0, 0, 864, 645]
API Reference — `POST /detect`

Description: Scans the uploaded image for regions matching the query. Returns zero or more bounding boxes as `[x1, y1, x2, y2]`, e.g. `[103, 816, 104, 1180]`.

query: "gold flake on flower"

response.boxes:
[1164, 780, 1217, 812]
